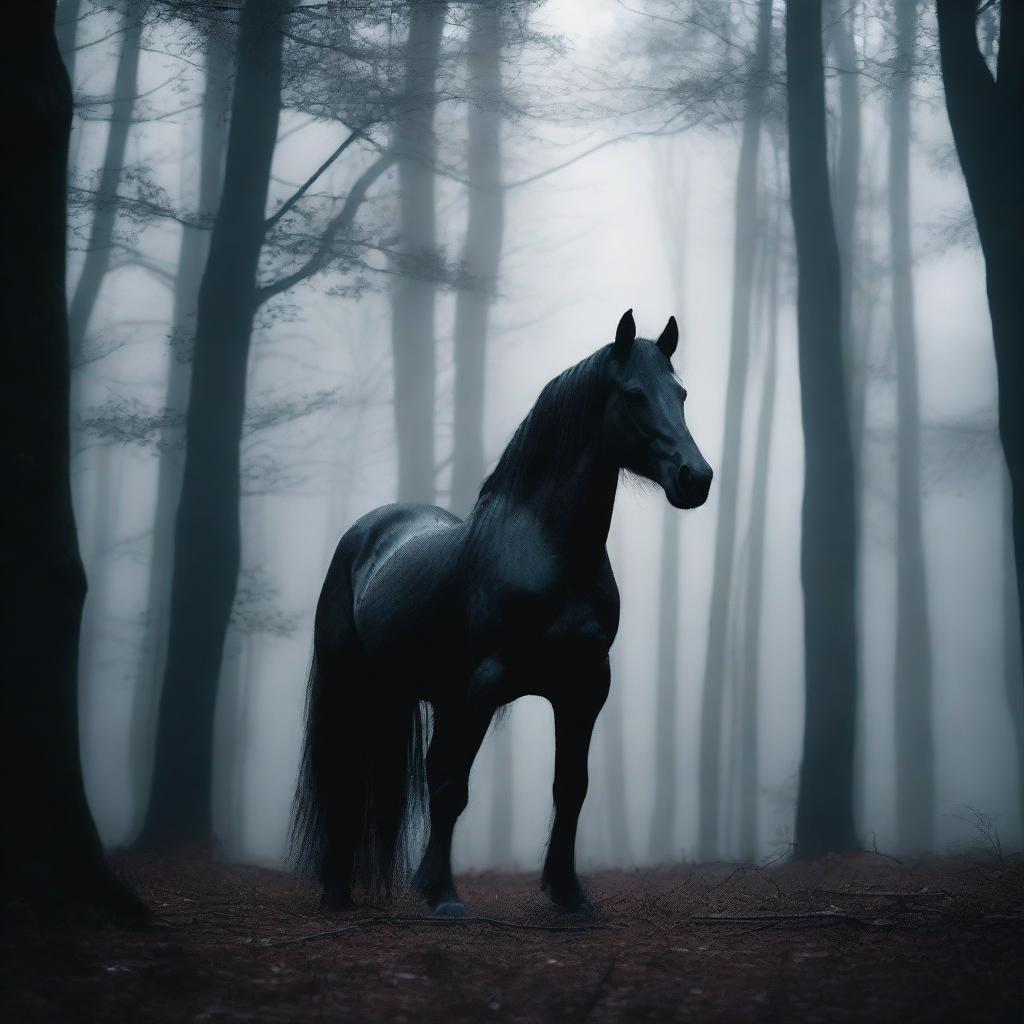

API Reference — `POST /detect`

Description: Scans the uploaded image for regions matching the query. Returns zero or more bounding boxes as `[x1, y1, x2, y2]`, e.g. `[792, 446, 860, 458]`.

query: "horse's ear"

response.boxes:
[613, 309, 636, 361]
[657, 316, 678, 359]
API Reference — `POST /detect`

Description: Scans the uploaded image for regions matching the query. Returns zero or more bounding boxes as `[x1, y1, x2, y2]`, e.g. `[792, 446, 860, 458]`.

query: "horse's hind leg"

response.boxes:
[542, 659, 610, 914]
[413, 704, 491, 916]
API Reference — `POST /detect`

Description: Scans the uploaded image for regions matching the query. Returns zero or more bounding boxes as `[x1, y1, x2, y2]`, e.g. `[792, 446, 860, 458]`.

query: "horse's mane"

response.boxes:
[476, 345, 613, 506]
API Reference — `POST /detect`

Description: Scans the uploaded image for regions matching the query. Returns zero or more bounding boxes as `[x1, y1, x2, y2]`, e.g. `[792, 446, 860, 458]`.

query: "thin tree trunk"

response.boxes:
[737, 197, 781, 863]
[937, 0, 1024, 833]
[0, 1, 144, 919]
[138, 0, 285, 846]
[827, 0, 863, 440]
[130, 27, 232, 837]
[649, 504, 680, 862]
[697, 0, 772, 862]
[889, 0, 934, 854]
[450, 0, 504, 518]
[67, 0, 145, 367]
[391, 2, 447, 504]
[786, 0, 859, 858]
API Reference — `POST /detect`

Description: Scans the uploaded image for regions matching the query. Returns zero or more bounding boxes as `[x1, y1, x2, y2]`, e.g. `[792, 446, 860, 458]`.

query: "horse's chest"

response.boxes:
[479, 560, 616, 666]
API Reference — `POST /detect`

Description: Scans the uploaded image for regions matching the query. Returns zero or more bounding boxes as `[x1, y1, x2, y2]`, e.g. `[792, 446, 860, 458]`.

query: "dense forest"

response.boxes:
[4, 0, 1022, 926]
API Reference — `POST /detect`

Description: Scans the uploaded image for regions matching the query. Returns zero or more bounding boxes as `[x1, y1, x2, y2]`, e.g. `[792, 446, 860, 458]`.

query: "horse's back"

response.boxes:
[329, 503, 465, 669]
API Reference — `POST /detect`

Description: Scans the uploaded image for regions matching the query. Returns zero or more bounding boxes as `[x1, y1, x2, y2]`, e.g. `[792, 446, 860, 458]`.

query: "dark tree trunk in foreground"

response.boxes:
[0, 2, 144, 919]
[649, 504, 680, 862]
[786, 0, 859, 857]
[138, 0, 285, 846]
[67, 0, 145, 365]
[130, 27, 232, 837]
[937, 1, 1024, 822]
[451, 0, 504, 518]
[889, 0, 934, 854]
[391, 2, 447, 504]
[698, 0, 772, 862]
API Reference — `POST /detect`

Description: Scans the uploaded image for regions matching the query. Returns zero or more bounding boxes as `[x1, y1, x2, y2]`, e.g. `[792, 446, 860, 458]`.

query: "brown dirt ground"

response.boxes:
[2, 850, 1022, 1023]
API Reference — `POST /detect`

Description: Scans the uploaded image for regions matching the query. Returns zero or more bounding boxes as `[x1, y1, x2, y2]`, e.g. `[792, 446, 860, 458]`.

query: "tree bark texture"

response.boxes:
[786, 0, 859, 857]
[138, 0, 285, 846]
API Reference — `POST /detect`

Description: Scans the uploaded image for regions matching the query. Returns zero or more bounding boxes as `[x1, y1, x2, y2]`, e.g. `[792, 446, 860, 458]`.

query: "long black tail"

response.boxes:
[290, 555, 427, 907]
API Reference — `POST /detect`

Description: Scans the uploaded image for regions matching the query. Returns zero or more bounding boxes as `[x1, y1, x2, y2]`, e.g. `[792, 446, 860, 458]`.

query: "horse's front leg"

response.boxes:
[542, 657, 610, 914]
[413, 700, 492, 916]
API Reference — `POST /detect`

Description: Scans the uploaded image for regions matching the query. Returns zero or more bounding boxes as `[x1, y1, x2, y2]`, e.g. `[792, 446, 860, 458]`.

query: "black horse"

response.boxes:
[291, 310, 712, 916]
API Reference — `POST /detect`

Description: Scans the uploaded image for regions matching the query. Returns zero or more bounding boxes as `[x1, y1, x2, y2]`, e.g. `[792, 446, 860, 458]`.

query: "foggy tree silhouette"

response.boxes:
[697, 0, 772, 863]
[825, 0, 869, 837]
[889, 0, 935, 854]
[735, 170, 782, 862]
[67, 0, 146, 373]
[0, 1, 145, 920]
[390, 1, 447, 504]
[785, 0, 859, 858]
[130, 22, 232, 840]
[937, 0, 1024, 832]
[451, 0, 505, 519]
[138, 0, 287, 847]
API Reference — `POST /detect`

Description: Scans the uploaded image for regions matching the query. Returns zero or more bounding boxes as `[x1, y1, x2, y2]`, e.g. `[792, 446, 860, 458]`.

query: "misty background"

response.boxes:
[62, 0, 1021, 874]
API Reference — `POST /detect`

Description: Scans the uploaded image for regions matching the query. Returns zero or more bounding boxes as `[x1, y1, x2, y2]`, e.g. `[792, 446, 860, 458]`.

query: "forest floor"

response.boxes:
[2, 848, 1022, 1023]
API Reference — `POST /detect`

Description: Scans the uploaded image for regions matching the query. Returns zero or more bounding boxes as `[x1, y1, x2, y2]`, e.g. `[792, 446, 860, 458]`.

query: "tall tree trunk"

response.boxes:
[0, 1, 144, 919]
[391, 2, 447, 504]
[649, 504, 680, 862]
[825, 2, 870, 829]
[67, 0, 145, 366]
[450, 0, 504, 518]
[130, 27, 232, 837]
[697, 0, 772, 862]
[827, 0, 863, 440]
[138, 0, 285, 846]
[736, 200, 781, 863]
[889, 0, 934, 854]
[937, 0, 1024, 828]
[786, 0, 859, 858]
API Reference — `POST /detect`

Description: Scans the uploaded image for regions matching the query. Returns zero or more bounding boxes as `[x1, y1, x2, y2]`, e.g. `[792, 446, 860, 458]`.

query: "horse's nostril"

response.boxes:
[678, 464, 693, 489]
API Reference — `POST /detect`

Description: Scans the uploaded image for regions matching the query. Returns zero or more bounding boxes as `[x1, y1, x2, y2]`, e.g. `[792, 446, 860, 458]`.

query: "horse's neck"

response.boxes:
[524, 447, 618, 567]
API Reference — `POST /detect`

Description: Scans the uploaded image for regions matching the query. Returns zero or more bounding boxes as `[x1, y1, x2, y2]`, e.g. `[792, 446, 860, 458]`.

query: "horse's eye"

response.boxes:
[623, 387, 645, 404]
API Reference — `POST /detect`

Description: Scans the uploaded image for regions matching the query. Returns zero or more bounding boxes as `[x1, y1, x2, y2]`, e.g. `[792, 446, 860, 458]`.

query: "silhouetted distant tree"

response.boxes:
[0, 1, 145, 919]
[735, 166, 782, 862]
[391, 0, 448, 504]
[451, 0, 505, 518]
[130, 22, 233, 837]
[785, 0, 859, 857]
[138, 0, 288, 846]
[889, 0, 934, 853]
[937, 0, 1024, 826]
[698, 0, 773, 862]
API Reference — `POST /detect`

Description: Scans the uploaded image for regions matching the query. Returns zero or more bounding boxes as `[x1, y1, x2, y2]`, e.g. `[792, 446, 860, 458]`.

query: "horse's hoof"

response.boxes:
[431, 898, 465, 918]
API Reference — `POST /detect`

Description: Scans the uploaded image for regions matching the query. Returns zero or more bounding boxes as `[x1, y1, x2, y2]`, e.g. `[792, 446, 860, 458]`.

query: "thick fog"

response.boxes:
[66, 0, 1022, 875]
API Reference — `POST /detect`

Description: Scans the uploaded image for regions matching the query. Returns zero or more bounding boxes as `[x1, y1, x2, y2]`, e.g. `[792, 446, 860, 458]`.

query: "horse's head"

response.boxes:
[604, 309, 713, 510]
